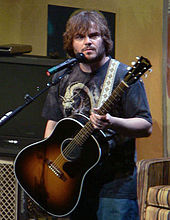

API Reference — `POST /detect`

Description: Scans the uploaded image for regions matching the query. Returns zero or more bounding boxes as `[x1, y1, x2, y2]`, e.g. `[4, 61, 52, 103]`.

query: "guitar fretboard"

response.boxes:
[69, 80, 129, 147]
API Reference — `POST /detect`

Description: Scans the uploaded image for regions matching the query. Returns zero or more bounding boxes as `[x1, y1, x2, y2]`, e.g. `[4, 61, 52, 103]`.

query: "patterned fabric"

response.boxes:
[97, 59, 119, 107]
[137, 158, 170, 220]
[145, 206, 170, 220]
[147, 185, 170, 208]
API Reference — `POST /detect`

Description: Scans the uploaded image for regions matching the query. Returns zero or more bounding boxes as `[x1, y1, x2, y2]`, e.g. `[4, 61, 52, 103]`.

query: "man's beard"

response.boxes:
[81, 46, 106, 64]
[85, 52, 105, 64]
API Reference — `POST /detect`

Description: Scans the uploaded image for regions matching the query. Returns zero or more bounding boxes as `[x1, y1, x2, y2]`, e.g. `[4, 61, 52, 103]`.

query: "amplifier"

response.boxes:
[0, 158, 18, 220]
[0, 157, 55, 220]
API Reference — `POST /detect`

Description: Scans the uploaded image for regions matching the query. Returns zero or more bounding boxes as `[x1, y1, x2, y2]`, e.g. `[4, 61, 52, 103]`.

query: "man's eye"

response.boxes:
[74, 35, 84, 40]
[89, 34, 100, 39]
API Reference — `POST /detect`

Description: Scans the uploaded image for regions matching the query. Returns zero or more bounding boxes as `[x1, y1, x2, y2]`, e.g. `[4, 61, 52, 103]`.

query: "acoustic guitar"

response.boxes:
[14, 56, 152, 217]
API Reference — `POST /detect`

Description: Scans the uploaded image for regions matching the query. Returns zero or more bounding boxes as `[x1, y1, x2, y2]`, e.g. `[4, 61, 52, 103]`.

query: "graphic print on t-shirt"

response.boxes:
[60, 82, 100, 117]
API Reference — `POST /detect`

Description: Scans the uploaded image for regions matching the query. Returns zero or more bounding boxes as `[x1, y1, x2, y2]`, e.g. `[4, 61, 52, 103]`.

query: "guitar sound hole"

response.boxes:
[61, 138, 82, 161]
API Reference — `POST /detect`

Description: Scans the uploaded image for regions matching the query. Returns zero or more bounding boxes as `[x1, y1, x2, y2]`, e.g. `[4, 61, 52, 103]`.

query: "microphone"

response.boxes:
[46, 53, 86, 76]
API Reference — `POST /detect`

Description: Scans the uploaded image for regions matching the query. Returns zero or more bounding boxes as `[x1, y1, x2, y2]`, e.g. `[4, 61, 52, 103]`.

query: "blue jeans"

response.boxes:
[70, 197, 139, 220]
[97, 198, 139, 220]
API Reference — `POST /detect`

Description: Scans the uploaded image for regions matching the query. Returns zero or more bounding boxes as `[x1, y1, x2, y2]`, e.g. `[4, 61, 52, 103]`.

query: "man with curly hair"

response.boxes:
[42, 10, 152, 220]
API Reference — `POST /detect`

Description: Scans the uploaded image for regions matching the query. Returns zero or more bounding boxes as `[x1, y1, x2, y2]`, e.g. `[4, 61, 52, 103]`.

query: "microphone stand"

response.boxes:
[0, 69, 69, 127]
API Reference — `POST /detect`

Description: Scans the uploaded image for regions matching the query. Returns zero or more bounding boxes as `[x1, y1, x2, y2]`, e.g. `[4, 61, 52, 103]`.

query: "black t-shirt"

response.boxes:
[42, 58, 152, 199]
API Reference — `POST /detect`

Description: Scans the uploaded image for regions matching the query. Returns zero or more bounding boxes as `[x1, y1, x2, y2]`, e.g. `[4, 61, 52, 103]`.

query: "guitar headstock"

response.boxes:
[124, 56, 152, 85]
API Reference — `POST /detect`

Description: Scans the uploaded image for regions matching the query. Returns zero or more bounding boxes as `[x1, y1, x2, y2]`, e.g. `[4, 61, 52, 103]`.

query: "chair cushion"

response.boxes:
[147, 185, 170, 208]
[145, 206, 170, 220]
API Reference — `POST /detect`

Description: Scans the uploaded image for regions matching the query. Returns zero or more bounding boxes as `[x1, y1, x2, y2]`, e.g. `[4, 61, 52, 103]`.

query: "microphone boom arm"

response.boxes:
[0, 67, 70, 127]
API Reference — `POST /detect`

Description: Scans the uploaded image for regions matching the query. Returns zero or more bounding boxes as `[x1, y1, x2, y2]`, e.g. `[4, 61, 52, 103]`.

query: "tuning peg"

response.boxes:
[127, 66, 132, 71]
[148, 68, 152, 73]
[144, 73, 148, 78]
[131, 61, 136, 66]
[136, 56, 140, 60]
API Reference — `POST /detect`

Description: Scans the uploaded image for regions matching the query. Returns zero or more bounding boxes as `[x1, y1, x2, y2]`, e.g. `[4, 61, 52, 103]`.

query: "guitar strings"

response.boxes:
[49, 82, 128, 170]
[50, 70, 103, 169]
[49, 60, 150, 170]
[51, 120, 94, 169]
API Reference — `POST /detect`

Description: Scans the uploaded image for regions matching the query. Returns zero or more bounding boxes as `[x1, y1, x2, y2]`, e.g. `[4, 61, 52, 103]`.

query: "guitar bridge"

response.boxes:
[47, 160, 66, 181]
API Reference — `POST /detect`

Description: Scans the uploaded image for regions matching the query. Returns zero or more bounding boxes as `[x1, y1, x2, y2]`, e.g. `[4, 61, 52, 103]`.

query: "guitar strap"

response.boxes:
[97, 59, 120, 108]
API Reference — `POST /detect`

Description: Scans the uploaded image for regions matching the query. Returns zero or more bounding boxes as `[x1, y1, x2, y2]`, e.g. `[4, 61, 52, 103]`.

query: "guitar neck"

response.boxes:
[66, 55, 152, 154]
[73, 80, 129, 146]
[97, 80, 129, 115]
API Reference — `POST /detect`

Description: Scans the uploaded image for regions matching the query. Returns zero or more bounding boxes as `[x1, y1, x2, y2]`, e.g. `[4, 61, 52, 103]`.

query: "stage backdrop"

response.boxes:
[0, 0, 166, 160]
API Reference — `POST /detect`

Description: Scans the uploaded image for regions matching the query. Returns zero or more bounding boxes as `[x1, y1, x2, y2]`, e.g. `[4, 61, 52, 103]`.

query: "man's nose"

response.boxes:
[84, 36, 91, 44]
